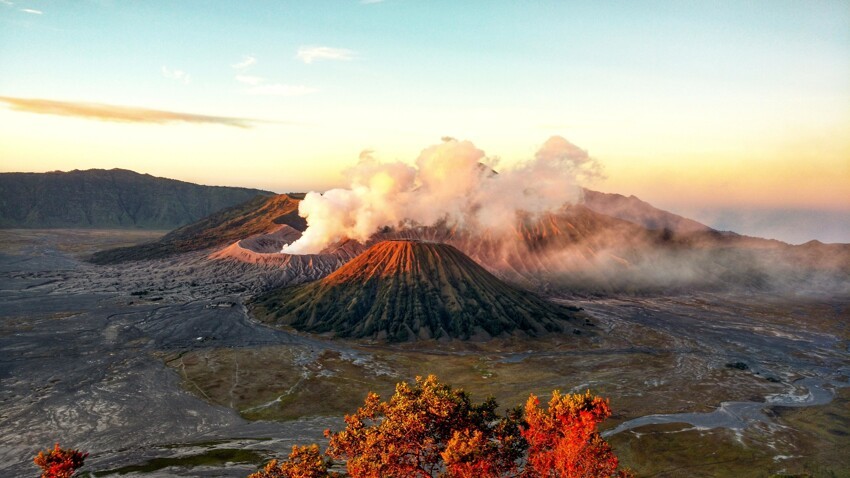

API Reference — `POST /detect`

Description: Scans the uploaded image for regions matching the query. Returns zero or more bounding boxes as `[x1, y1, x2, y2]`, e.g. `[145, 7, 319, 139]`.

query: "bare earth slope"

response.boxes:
[252, 240, 587, 341]
[0, 168, 272, 229]
[90, 194, 303, 264]
[581, 188, 712, 234]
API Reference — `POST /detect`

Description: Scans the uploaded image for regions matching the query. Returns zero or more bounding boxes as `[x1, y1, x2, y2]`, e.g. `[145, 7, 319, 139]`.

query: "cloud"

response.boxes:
[245, 84, 318, 96]
[296, 46, 356, 64]
[229, 58, 315, 95]
[0, 0, 15, 6]
[236, 75, 265, 85]
[20, 7, 42, 14]
[232, 55, 256, 69]
[161, 66, 190, 84]
[361, 0, 386, 3]
[0, 96, 258, 128]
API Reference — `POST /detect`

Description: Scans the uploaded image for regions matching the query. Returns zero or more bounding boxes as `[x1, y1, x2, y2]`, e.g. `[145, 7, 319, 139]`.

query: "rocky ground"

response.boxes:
[0, 230, 847, 477]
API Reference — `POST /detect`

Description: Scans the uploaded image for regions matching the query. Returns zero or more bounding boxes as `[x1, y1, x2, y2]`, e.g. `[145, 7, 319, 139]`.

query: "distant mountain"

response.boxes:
[251, 240, 588, 341]
[89, 193, 303, 264]
[581, 189, 712, 234]
[0, 168, 272, 229]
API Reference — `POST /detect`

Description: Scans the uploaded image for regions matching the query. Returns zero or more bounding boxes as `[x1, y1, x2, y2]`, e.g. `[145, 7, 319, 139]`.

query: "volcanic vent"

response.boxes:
[252, 240, 587, 341]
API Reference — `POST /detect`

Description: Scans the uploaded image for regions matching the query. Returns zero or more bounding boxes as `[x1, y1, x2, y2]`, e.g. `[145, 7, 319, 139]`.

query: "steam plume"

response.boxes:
[282, 137, 602, 254]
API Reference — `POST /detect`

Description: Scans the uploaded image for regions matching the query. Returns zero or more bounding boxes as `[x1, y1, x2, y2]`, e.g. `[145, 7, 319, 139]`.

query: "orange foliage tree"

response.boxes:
[248, 375, 631, 478]
[248, 444, 338, 478]
[33, 443, 88, 478]
[523, 391, 632, 477]
[326, 375, 525, 478]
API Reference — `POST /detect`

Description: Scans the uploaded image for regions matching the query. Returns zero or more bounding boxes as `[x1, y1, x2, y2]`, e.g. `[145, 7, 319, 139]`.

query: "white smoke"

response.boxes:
[282, 136, 602, 254]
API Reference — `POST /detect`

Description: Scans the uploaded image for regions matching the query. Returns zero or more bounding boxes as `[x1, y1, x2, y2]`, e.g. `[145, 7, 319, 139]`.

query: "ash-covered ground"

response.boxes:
[1, 230, 848, 477]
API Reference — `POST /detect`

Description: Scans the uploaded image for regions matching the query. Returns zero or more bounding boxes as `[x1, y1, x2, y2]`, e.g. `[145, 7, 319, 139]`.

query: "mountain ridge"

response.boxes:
[0, 168, 273, 229]
[581, 188, 712, 234]
[89, 193, 303, 264]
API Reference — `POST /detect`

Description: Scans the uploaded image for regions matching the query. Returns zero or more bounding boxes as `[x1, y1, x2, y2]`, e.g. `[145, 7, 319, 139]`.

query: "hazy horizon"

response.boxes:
[3, 164, 848, 245]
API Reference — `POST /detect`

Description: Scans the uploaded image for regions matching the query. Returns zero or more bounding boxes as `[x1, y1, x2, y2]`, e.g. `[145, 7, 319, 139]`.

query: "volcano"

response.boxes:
[88, 184, 850, 295]
[90, 193, 305, 263]
[251, 240, 587, 341]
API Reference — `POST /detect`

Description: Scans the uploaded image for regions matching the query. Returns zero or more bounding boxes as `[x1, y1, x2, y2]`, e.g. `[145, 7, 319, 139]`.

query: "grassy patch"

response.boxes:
[93, 448, 264, 476]
[766, 387, 850, 477]
[170, 332, 782, 426]
[608, 388, 850, 477]
[241, 350, 400, 421]
[609, 424, 775, 477]
[0, 229, 167, 257]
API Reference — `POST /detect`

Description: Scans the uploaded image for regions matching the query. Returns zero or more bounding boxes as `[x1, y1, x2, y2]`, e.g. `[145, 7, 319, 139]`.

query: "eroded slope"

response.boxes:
[252, 240, 587, 341]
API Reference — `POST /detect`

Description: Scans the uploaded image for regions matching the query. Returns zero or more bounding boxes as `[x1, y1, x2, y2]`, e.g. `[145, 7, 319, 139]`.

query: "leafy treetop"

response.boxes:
[250, 375, 632, 478]
[33, 443, 88, 478]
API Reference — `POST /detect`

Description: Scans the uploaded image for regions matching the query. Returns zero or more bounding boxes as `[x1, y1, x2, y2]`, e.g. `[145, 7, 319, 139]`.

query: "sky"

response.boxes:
[1, 1, 848, 243]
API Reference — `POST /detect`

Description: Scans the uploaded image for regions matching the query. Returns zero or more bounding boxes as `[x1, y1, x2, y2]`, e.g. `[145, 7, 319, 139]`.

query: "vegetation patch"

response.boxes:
[608, 387, 850, 477]
[609, 424, 776, 477]
[171, 332, 783, 426]
[93, 448, 265, 475]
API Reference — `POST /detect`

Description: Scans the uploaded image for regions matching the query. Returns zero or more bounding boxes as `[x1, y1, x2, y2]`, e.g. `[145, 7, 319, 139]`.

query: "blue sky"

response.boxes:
[1, 1, 849, 242]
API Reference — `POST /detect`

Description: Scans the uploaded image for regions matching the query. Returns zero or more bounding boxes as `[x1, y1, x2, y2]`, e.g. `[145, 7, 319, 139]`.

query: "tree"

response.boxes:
[326, 375, 523, 478]
[33, 443, 88, 478]
[248, 375, 632, 478]
[522, 391, 632, 478]
[248, 444, 337, 478]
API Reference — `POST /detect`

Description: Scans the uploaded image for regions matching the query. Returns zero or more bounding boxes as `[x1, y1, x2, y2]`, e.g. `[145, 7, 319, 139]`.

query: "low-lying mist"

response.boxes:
[273, 137, 848, 296]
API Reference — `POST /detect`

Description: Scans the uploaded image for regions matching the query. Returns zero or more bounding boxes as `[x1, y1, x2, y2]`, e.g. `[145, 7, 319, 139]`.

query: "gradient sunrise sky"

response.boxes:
[1, 1, 848, 243]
